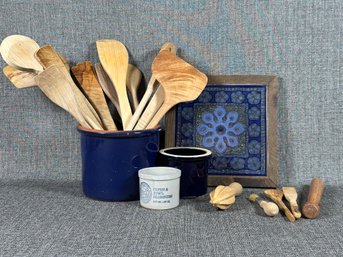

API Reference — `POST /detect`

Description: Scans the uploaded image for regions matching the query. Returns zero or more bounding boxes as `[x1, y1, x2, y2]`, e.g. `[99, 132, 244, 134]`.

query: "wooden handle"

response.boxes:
[229, 182, 243, 196]
[302, 177, 325, 219]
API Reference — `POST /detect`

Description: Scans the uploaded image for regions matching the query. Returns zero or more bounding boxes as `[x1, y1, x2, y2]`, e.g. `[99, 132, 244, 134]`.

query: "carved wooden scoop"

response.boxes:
[146, 50, 208, 129]
[264, 189, 295, 222]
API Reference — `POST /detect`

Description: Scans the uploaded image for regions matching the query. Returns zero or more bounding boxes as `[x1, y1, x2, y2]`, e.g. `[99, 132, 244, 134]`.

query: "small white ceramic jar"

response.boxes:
[138, 167, 181, 210]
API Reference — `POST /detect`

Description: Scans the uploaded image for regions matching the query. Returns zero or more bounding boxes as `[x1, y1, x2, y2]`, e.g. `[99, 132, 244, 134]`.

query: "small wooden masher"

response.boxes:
[302, 177, 325, 219]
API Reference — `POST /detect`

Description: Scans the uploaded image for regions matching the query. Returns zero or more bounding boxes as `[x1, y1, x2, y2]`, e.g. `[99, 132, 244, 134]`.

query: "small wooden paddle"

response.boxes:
[282, 187, 301, 219]
[0, 35, 43, 72]
[126, 42, 177, 130]
[96, 39, 132, 130]
[264, 189, 295, 222]
[146, 50, 208, 129]
[126, 64, 142, 111]
[3, 66, 36, 88]
[71, 61, 117, 130]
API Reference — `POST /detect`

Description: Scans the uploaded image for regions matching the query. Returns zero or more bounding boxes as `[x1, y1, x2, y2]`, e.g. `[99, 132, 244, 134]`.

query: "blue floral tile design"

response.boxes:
[175, 85, 267, 176]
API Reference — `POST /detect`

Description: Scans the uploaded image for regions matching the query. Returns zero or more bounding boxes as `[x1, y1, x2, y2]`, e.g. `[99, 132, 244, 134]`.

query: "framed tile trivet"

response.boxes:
[164, 75, 279, 187]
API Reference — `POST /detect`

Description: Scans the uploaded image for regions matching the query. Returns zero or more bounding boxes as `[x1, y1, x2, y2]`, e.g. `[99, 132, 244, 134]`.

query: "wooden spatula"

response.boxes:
[35, 64, 89, 128]
[71, 61, 117, 130]
[3, 65, 36, 88]
[126, 42, 177, 130]
[35, 45, 103, 129]
[94, 63, 121, 114]
[264, 189, 295, 222]
[282, 187, 301, 219]
[0, 35, 43, 72]
[126, 64, 142, 110]
[146, 50, 208, 129]
[96, 39, 132, 130]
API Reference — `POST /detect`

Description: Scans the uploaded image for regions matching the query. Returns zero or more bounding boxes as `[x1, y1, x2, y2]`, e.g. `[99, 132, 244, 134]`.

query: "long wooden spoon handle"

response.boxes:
[126, 79, 156, 130]
[146, 102, 171, 129]
[134, 86, 164, 130]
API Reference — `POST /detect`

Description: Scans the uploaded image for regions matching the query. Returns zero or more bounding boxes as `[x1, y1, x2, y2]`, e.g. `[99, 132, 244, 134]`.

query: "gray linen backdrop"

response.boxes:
[0, 1, 342, 256]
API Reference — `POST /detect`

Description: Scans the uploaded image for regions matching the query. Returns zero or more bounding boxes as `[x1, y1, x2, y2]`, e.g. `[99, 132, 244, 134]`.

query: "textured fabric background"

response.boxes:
[0, 0, 342, 185]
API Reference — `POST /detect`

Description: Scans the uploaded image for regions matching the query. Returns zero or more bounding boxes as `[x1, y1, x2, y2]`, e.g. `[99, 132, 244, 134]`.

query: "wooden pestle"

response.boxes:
[302, 178, 325, 219]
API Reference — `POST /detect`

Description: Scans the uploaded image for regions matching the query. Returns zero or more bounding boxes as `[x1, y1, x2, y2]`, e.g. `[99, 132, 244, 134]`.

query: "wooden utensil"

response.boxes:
[264, 189, 295, 222]
[209, 183, 243, 210]
[3, 65, 36, 88]
[0, 35, 43, 72]
[35, 45, 103, 129]
[71, 61, 117, 130]
[134, 86, 164, 130]
[126, 64, 142, 110]
[282, 187, 302, 219]
[146, 50, 208, 129]
[248, 193, 279, 217]
[302, 178, 325, 219]
[96, 39, 132, 129]
[94, 63, 121, 114]
[126, 42, 177, 130]
[35, 64, 89, 128]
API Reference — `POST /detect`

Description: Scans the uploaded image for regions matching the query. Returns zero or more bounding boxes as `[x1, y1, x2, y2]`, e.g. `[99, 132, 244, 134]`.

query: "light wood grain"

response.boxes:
[0, 35, 43, 72]
[302, 178, 325, 219]
[248, 194, 279, 217]
[126, 42, 177, 130]
[126, 64, 142, 111]
[35, 64, 89, 128]
[146, 50, 208, 129]
[35, 45, 103, 129]
[282, 187, 301, 219]
[94, 63, 121, 114]
[209, 183, 243, 210]
[71, 61, 117, 130]
[3, 65, 36, 88]
[264, 189, 295, 222]
[96, 39, 131, 130]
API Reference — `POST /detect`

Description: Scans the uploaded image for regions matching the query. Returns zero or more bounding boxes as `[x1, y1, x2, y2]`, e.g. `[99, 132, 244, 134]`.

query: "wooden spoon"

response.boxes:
[126, 42, 177, 130]
[264, 189, 295, 222]
[146, 50, 208, 129]
[35, 64, 89, 128]
[3, 66, 36, 88]
[35, 45, 103, 129]
[71, 61, 117, 130]
[248, 193, 279, 217]
[96, 39, 131, 130]
[126, 64, 142, 111]
[94, 63, 121, 114]
[0, 35, 43, 72]
[282, 187, 301, 219]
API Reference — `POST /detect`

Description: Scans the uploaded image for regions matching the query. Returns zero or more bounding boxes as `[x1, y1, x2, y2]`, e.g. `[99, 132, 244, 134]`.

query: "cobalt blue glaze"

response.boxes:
[158, 147, 212, 198]
[77, 126, 162, 201]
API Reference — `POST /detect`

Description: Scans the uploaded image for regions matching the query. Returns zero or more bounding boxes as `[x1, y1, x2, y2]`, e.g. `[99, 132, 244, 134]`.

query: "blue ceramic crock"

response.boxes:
[158, 147, 212, 198]
[77, 125, 162, 201]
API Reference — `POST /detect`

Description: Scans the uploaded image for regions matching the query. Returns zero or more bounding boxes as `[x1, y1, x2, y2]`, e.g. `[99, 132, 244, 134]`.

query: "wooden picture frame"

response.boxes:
[164, 75, 279, 188]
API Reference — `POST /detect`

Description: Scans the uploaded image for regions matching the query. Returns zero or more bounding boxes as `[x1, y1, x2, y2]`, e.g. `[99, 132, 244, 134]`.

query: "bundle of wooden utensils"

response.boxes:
[210, 178, 325, 222]
[0, 35, 208, 131]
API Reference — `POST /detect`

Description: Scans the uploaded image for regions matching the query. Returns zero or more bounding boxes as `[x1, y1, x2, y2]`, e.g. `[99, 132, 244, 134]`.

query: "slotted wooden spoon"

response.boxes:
[71, 61, 117, 130]
[127, 42, 176, 130]
[146, 50, 208, 129]
[96, 39, 131, 130]
[0, 35, 43, 72]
